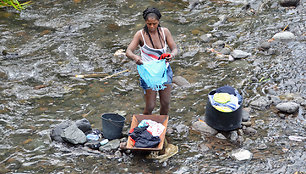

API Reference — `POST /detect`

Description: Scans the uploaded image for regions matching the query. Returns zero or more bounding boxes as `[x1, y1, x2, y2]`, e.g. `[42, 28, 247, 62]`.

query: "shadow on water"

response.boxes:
[0, 0, 305, 173]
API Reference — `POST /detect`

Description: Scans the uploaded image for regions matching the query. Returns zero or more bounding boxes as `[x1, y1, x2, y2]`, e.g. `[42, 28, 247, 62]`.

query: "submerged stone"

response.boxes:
[172, 76, 191, 87]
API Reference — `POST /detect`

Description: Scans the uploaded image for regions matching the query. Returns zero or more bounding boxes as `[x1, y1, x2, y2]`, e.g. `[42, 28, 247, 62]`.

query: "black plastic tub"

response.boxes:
[204, 90, 243, 131]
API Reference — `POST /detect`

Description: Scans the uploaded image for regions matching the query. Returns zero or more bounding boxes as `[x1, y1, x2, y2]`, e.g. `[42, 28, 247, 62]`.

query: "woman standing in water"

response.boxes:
[126, 7, 178, 115]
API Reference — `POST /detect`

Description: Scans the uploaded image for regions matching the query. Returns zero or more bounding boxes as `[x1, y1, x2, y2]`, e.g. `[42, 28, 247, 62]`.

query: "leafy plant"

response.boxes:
[0, 0, 31, 11]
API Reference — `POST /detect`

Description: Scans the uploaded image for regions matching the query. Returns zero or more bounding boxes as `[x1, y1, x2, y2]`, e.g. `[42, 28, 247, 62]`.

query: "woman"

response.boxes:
[126, 7, 178, 115]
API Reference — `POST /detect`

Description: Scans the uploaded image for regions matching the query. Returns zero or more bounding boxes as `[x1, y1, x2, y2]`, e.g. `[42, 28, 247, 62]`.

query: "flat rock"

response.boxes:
[61, 123, 87, 144]
[272, 31, 295, 41]
[231, 149, 252, 161]
[231, 50, 251, 59]
[250, 96, 272, 110]
[276, 102, 299, 114]
[192, 121, 218, 136]
[99, 139, 120, 151]
[172, 76, 191, 87]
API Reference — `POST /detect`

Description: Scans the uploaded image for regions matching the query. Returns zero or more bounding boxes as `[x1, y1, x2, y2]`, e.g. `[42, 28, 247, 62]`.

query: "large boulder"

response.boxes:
[50, 121, 73, 142]
[61, 123, 87, 145]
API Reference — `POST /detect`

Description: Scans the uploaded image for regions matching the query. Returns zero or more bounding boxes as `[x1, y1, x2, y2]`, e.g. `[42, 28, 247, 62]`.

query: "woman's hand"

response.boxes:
[135, 57, 143, 65]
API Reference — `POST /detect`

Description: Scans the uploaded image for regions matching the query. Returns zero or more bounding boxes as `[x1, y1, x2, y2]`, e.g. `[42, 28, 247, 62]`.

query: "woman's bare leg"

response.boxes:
[143, 89, 157, 115]
[159, 84, 172, 115]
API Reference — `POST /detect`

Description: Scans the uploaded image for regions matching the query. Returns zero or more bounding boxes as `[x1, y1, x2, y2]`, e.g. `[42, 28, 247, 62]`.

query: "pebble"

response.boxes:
[231, 149, 252, 161]
[241, 121, 252, 127]
[279, 113, 286, 119]
[272, 31, 295, 41]
[231, 50, 251, 59]
[216, 133, 227, 140]
[243, 127, 257, 135]
[257, 143, 268, 150]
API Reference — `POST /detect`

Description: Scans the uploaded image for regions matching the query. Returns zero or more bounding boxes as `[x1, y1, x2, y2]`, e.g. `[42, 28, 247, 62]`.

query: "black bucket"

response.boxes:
[101, 113, 125, 140]
[205, 90, 243, 131]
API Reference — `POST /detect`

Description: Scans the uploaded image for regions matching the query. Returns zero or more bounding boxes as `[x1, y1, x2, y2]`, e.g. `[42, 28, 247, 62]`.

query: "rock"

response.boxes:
[192, 121, 218, 136]
[229, 131, 239, 142]
[76, 118, 92, 134]
[175, 124, 188, 134]
[250, 96, 272, 110]
[272, 31, 295, 41]
[172, 76, 191, 87]
[237, 136, 244, 145]
[279, 0, 300, 7]
[241, 121, 252, 127]
[242, 109, 250, 122]
[276, 102, 299, 114]
[243, 127, 257, 135]
[61, 123, 87, 144]
[279, 113, 286, 119]
[220, 47, 231, 55]
[200, 34, 212, 42]
[231, 50, 251, 59]
[50, 121, 73, 142]
[212, 40, 225, 49]
[114, 150, 122, 158]
[258, 42, 271, 51]
[268, 95, 282, 105]
[231, 149, 252, 161]
[257, 143, 267, 150]
[199, 143, 210, 152]
[84, 140, 101, 150]
[99, 139, 120, 151]
[216, 133, 227, 140]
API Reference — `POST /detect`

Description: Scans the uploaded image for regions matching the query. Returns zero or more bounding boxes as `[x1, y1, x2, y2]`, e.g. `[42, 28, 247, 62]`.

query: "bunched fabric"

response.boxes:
[137, 59, 168, 91]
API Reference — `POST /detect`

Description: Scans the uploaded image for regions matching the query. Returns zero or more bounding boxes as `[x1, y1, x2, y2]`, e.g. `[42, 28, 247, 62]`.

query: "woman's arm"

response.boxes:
[164, 28, 178, 60]
[126, 30, 143, 65]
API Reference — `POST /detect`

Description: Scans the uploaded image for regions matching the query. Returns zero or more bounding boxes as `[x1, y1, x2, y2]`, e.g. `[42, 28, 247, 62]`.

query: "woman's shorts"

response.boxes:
[139, 65, 173, 90]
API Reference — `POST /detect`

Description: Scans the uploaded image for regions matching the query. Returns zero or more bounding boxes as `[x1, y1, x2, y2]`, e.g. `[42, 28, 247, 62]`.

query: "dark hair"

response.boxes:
[143, 7, 162, 20]
[142, 7, 164, 49]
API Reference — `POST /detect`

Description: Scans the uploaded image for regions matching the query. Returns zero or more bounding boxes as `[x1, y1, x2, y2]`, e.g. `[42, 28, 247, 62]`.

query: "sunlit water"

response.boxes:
[0, 0, 305, 173]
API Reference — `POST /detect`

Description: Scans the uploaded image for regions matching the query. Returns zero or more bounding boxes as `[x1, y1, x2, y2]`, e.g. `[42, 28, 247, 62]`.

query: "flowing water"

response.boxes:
[0, 0, 305, 173]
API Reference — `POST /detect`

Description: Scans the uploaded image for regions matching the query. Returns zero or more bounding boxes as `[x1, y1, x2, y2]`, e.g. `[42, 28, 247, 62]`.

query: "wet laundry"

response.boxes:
[209, 86, 242, 112]
[128, 126, 160, 148]
[138, 119, 165, 136]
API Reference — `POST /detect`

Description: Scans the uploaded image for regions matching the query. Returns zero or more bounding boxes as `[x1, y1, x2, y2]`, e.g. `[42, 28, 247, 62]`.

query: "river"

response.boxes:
[0, 0, 305, 173]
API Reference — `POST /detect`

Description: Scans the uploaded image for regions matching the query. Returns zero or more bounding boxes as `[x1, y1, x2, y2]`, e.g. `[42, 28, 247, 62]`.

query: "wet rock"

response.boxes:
[250, 96, 272, 110]
[258, 41, 271, 51]
[199, 143, 210, 152]
[267, 48, 276, 55]
[61, 123, 87, 145]
[268, 95, 282, 105]
[192, 121, 218, 136]
[216, 133, 227, 140]
[212, 40, 225, 49]
[279, 113, 286, 119]
[241, 121, 252, 127]
[99, 139, 120, 151]
[279, 0, 300, 7]
[257, 143, 267, 150]
[76, 118, 92, 134]
[272, 31, 295, 41]
[243, 127, 257, 135]
[175, 124, 188, 134]
[231, 50, 251, 59]
[50, 121, 73, 142]
[115, 150, 122, 158]
[242, 109, 250, 122]
[229, 131, 239, 142]
[200, 34, 212, 42]
[220, 47, 231, 55]
[237, 129, 244, 136]
[84, 140, 101, 150]
[172, 76, 191, 87]
[231, 149, 252, 161]
[276, 102, 299, 114]
[237, 136, 244, 145]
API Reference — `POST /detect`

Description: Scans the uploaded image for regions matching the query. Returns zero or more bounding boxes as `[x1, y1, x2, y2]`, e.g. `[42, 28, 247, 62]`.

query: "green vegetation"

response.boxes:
[0, 0, 31, 11]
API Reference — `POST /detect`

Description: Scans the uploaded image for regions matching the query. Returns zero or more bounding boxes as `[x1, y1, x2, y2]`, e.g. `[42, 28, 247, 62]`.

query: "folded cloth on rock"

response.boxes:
[138, 119, 165, 137]
[128, 126, 160, 148]
[137, 59, 168, 91]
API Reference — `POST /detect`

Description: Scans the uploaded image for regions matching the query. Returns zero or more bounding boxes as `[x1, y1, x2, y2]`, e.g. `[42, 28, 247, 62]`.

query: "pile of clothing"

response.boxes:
[209, 86, 242, 113]
[128, 119, 165, 148]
